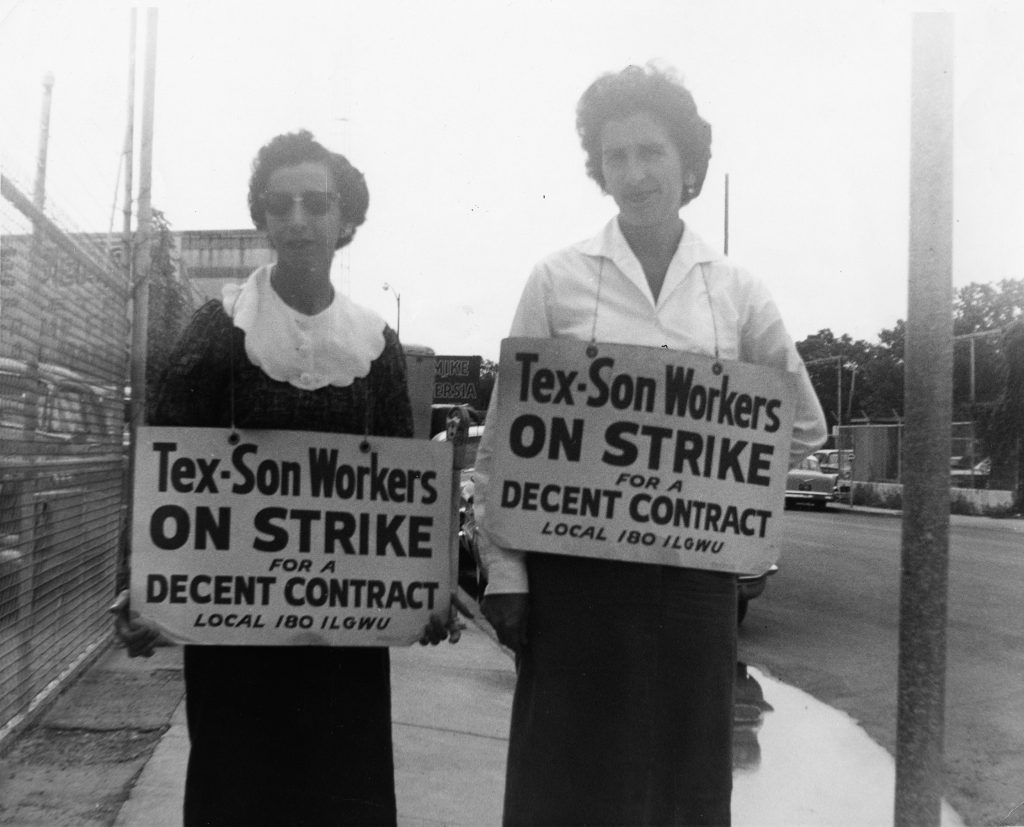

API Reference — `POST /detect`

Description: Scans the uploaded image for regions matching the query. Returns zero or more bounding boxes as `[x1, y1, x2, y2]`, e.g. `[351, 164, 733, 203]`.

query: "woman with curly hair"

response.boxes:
[474, 65, 826, 825]
[119, 130, 452, 825]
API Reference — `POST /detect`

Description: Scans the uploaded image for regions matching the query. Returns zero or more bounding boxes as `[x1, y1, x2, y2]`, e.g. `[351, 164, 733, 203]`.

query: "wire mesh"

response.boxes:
[0, 175, 130, 740]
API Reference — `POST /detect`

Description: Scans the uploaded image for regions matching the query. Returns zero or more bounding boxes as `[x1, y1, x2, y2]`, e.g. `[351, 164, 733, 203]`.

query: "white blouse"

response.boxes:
[474, 218, 827, 593]
[222, 265, 386, 390]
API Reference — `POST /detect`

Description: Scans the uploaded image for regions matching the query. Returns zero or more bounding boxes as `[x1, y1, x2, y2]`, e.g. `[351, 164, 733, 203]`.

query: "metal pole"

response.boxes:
[383, 282, 401, 337]
[723, 173, 730, 256]
[968, 337, 976, 406]
[123, 9, 137, 258]
[33, 72, 55, 211]
[837, 356, 842, 436]
[968, 338, 976, 485]
[129, 8, 158, 429]
[896, 13, 953, 827]
[848, 365, 857, 423]
[117, 8, 140, 592]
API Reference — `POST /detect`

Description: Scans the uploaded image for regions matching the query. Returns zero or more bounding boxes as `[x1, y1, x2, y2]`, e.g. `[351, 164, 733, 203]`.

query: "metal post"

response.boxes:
[129, 8, 158, 429]
[848, 365, 857, 423]
[837, 356, 842, 435]
[383, 282, 401, 337]
[123, 9, 137, 259]
[33, 72, 55, 211]
[895, 13, 953, 827]
[723, 173, 730, 256]
[953, 329, 1003, 487]
[117, 8, 139, 591]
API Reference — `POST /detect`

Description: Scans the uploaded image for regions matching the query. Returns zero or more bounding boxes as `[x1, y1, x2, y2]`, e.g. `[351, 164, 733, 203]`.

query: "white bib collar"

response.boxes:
[221, 265, 386, 390]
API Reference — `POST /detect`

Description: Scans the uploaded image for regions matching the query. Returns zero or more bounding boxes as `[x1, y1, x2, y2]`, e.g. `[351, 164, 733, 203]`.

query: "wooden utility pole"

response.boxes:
[895, 13, 954, 826]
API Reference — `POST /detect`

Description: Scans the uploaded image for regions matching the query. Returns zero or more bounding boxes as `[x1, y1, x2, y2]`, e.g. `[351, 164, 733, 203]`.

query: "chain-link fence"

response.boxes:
[840, 421, 1010, 492]
[0, 174, 130, 742]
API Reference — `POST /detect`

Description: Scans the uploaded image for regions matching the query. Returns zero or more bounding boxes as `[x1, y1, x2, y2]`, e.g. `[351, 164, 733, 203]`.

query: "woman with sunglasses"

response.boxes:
[119, 130, 452, 826]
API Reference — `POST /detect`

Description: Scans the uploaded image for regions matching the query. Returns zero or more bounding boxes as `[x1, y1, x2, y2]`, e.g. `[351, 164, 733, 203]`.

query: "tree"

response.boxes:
[796, 329, 901, 428]
[855, 325, 904, 422]
[795, 279, 1022, 499]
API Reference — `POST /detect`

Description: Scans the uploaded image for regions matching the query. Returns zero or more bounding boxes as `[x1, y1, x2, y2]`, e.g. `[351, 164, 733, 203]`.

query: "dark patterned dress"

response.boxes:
[151, 300, 412, 826]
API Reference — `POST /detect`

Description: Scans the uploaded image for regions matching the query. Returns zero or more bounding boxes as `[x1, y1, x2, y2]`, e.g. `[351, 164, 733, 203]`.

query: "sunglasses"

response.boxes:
[260, 190, 341, 218]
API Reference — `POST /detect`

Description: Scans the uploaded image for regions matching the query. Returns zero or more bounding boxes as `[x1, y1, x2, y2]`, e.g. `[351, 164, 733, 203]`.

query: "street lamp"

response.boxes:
[382, 282, 401, 337]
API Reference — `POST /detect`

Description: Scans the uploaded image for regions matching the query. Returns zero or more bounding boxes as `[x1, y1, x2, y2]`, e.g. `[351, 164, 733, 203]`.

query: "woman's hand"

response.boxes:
[111, 590, 167, 658]
[419, 605, 465, 646]
[481, 592, 528, 653]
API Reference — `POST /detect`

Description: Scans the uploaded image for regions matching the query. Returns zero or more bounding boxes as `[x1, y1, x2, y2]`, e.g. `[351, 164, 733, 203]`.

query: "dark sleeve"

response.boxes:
[371, 326, 414, 438]
[150, 301, 235, 427]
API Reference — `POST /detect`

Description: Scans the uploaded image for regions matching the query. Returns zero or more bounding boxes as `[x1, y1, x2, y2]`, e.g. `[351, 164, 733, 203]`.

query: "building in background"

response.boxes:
[176, 229, 273, 303]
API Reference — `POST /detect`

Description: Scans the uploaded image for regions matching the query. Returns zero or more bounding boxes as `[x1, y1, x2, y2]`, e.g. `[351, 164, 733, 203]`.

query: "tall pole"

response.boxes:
[722, 173, 730, 256]
[837, 356, 842, 435]
[383, 282, 401, 337]
[895, 13, 953, 826]
[129, 8, 158, 429]
[33, 72, 55, 211]
[117, 8, 140, 591]
[122, 9, 137, 260]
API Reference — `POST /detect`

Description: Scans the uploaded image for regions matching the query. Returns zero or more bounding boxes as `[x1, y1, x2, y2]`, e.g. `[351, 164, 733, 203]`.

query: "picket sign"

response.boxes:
[483, 338, 798, 575]
[130, 427, 456, 646]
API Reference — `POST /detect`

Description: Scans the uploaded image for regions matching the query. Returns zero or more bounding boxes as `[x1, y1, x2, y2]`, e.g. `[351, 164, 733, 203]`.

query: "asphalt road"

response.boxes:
[737, 506, 1024, 827]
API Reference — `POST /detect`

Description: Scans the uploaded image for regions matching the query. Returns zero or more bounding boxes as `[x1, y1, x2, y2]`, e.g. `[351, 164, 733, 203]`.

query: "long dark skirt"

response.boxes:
[504, 554, 737, 826]
[183, 645, 396, 826]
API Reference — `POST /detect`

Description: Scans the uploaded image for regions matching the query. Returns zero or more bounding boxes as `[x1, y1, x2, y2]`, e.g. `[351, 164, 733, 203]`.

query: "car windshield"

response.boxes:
[0, 371, 41, 427]
[799, 456, 821, 471]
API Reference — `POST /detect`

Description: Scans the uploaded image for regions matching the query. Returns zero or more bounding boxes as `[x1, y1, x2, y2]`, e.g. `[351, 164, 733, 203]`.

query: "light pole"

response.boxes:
[804, 355, 843, 436]
[382, 282, 401, 337]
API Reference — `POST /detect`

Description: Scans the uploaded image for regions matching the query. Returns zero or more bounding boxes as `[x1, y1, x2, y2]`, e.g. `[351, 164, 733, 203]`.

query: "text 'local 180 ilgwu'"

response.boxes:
[130, 428, 454, 646]
[484, 338, 797, 576]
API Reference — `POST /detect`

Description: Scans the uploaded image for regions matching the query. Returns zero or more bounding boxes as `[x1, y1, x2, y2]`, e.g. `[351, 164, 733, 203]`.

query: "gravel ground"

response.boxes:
[0, 643, 184, 826]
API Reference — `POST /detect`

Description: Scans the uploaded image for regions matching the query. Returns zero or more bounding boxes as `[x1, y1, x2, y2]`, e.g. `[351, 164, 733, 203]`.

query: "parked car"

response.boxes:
[786, 454, 838, 509]
[0, 357, 126, 566]
[433, 421, 777, 621]
[737, 564, 777, 625]
[813, 449, 853, 497]
[950, 455, 990, 489]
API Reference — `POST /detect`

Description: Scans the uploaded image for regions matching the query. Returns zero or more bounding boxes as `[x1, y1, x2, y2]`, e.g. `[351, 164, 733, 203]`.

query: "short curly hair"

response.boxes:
[576, 64, 712, 207]
[247, 129, 369, 249]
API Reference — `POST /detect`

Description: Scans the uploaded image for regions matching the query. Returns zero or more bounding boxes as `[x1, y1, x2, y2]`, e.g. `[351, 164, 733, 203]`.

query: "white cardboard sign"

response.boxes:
[484, 338, 797, 574]
[130, 427, 453, 646]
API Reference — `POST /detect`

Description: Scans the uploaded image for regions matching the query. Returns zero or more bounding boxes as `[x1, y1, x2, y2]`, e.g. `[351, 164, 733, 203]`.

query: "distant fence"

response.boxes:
[839, 422, 1004, 487]
[836, 421, 1018, 513]
[0, 174, 130, 745]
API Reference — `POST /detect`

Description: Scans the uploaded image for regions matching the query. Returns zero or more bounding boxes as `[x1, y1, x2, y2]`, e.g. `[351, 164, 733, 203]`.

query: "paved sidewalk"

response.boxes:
[113, 617, 964, 827]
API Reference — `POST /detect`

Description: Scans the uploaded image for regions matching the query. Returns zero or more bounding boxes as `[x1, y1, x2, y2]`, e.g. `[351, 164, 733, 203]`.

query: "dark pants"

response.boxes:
[504, 553, 737, 826]
[183, 645, 396, 826]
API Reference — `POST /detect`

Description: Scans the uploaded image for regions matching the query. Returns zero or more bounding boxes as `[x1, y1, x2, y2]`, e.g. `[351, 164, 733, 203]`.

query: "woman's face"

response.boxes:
[263, 161, 345, 274]
[599, 111, 685, 230]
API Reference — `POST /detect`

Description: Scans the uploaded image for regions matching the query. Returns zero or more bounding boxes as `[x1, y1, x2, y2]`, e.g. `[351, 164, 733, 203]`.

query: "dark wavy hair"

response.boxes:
[576, 64, 712, 207]
[247, 129, 369, 249]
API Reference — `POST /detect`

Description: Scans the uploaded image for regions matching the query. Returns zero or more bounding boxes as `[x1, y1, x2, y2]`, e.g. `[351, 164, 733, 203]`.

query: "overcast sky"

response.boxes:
[2, 0, 1022, 360]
